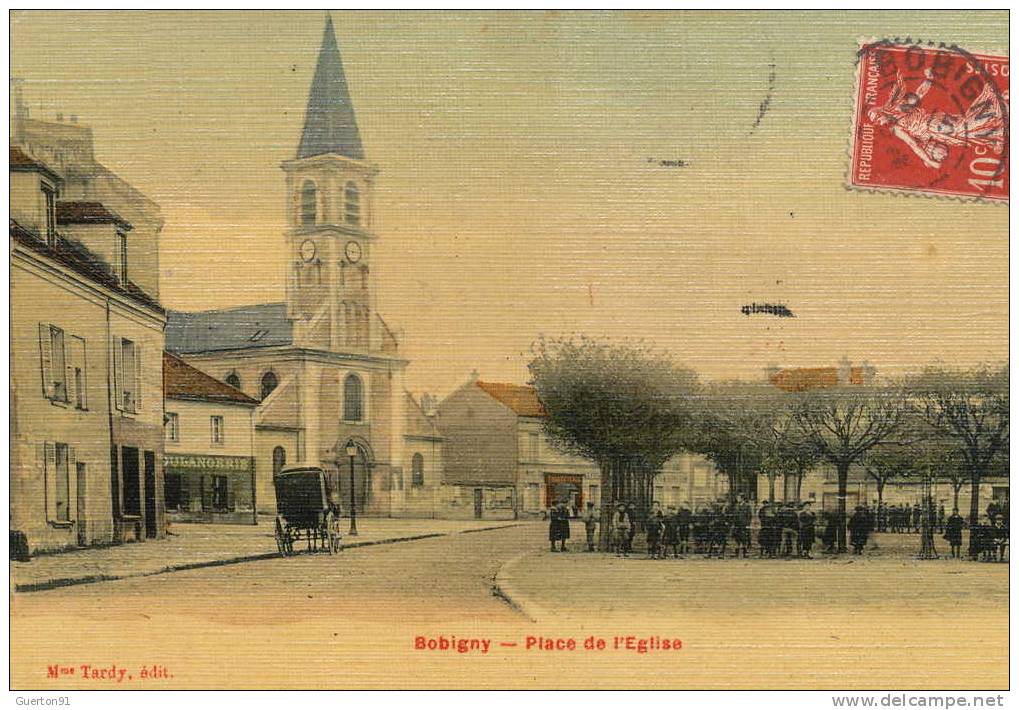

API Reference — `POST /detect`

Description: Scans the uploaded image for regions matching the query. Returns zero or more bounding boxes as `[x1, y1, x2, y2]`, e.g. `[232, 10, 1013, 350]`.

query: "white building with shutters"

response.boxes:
[10, 135, 166, 555]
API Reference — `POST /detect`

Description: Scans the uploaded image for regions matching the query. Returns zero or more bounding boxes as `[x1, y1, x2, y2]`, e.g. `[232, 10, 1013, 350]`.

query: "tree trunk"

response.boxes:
[598, 458, 613, 551]
[876, 481, 885, 531]
[836, 461, 850, 554]
[967, 468, 983, 557]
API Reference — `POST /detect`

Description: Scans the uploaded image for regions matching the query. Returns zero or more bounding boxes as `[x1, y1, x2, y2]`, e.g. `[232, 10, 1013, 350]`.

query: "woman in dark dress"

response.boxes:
[849, 506, 869, 554]
[548, 503, 562, 552]
[798, 505, 816, 558]
[942, 508, 965, 558]
[554, 502, 571, 551]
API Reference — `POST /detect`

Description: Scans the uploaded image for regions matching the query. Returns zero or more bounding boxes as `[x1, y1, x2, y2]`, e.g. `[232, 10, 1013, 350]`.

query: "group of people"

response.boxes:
[547, 496, 1008, 562]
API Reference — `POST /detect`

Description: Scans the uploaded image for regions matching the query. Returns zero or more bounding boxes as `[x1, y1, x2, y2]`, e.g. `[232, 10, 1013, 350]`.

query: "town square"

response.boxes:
[8, 10, 1009, 693]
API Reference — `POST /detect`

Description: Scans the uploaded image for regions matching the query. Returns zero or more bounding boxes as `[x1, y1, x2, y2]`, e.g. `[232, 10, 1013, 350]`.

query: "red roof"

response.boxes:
[10, 145, 61, 182]
[769, 367, 866, 392]
[475, 381, 547, 417]
[57, 201, 131, 229]
[163, 352, 258, 406]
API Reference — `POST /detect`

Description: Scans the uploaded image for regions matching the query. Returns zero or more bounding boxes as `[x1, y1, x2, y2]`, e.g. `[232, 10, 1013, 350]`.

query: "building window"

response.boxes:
[411, 453, 425, 487]
[272, 446, 287, 476]
[165, 471, 183, 511]
[114, 337, 141, 413]
[42, 184, 56, 244]
[166, 412, 179, 442]
[211, 475, 230, 512]
[211, 416, 225, 445]
[300, 181, 317, 227]
[344, 181, 360, 226]
[343, 373, 363, 422]
[44, 442, 72, 523]
[529, 433, 540, 462]
[224, 372, 241, 390]
[39, 324, 68, 403]
[260, 371, 278, 401]
[589, 485, 599, 509]
[117, 230, 128, 283]
[69, 335, 86, 410]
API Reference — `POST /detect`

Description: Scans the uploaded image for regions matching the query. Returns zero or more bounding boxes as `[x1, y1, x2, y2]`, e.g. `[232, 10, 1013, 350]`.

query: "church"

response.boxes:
[166, 17, 442, 518]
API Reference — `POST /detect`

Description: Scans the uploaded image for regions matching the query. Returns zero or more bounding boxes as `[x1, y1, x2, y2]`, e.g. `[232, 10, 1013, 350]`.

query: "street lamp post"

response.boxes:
[345, 439, 358, 536]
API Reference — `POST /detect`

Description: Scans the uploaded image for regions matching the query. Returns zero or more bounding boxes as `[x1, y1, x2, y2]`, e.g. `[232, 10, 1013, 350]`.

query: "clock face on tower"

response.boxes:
[344, 240, 363, 263]
[299, 239, 317, 262]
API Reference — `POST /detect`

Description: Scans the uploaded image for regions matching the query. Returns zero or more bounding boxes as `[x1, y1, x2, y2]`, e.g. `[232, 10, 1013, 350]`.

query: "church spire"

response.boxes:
[297, 14, 365, 160]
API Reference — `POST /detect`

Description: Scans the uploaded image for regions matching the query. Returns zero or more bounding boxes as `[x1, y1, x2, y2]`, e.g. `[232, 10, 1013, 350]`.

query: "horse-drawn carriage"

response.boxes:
[273, 467, 343, 556]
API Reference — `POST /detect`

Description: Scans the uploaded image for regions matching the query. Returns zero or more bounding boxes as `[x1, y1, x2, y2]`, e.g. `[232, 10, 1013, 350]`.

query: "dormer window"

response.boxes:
[300, 181, 317, 227]
[42, 184, 56, 245]
[344, 181, 360, 226]
[117, 230, 128, 283]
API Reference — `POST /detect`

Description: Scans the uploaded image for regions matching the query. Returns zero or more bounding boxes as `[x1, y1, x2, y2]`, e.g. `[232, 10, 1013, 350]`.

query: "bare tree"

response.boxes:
[908, 366, 1008, 555]
[793, 386, 907, 553]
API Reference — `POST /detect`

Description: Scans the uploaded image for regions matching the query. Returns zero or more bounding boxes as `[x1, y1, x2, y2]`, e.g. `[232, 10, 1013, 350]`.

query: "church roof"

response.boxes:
[163, 351, 258, 406]
[165, 303, 293, 354]
[475, 381, 548, 418]
[297, 15, 365, 160]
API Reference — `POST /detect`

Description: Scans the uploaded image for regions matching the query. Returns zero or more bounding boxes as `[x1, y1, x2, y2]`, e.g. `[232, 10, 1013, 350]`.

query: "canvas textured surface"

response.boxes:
[8, 10, 1008, 691]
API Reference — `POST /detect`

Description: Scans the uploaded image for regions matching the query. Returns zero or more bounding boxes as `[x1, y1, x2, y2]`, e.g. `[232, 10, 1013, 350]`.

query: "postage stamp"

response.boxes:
[849, 40, 1009, 202]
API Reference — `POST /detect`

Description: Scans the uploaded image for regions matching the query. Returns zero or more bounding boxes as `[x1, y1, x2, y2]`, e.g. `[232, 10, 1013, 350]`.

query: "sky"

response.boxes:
[10, 10, 1009, 397]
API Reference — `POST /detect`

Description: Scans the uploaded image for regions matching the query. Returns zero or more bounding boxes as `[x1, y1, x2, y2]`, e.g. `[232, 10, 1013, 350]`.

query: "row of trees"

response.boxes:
[528, 336, 1009, 554]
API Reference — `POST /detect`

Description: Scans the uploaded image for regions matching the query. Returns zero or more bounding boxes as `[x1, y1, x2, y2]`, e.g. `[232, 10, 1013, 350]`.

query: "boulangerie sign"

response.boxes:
[9, 10, 1008, 695]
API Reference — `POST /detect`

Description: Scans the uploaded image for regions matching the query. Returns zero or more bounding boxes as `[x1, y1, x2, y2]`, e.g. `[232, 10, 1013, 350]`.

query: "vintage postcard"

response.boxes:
[8, 10, 1009, 697]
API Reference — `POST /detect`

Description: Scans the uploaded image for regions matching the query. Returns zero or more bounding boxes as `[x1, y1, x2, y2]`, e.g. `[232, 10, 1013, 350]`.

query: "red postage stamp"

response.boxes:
[849, 40, 1009, 202]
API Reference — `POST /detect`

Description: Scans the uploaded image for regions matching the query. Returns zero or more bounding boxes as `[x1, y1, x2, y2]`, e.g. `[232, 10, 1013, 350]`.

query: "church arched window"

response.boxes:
[300, 181, 317, 227]
[411, 453, 425, 487]
[343, 373, 363, 422]
[260, 371, 279, 401]
[225, 372, 241, 390]
[272, 446, 287, 476]
[344, 181, 360, 226]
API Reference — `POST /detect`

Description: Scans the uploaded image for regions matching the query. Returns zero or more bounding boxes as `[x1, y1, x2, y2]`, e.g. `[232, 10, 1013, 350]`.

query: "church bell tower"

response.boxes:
[283, 15, 378, 353]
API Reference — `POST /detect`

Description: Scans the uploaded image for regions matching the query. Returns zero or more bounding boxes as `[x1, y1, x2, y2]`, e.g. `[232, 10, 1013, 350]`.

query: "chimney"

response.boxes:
[9, 78, 26, 143]
[469, 369, 480, 383]
[764, 363, 781, 383]
[836, 356, 852, 385]
[860, 360, 877, 384]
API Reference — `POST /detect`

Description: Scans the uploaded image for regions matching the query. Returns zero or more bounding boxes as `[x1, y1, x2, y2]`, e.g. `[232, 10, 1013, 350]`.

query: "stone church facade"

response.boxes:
[166, 17, 442, 517]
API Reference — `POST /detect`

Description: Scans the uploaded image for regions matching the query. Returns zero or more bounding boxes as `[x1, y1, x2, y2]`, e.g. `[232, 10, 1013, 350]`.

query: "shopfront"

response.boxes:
[163, 453, 257, 525]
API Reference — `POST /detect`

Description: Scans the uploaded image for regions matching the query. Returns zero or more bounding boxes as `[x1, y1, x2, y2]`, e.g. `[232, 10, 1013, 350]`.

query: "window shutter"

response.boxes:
[65, 344, 77, 409]
[78, 337, 88, 410]
[67, 446, 77, 522]
[44, 442, 57, 522]
[112, 335, 122, 411]
[39, 324, 53, 399]
[133, 343, 143, 413]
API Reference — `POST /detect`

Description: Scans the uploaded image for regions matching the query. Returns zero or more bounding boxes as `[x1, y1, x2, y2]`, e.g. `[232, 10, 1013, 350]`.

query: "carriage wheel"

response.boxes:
[275, 518, 288, 557]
